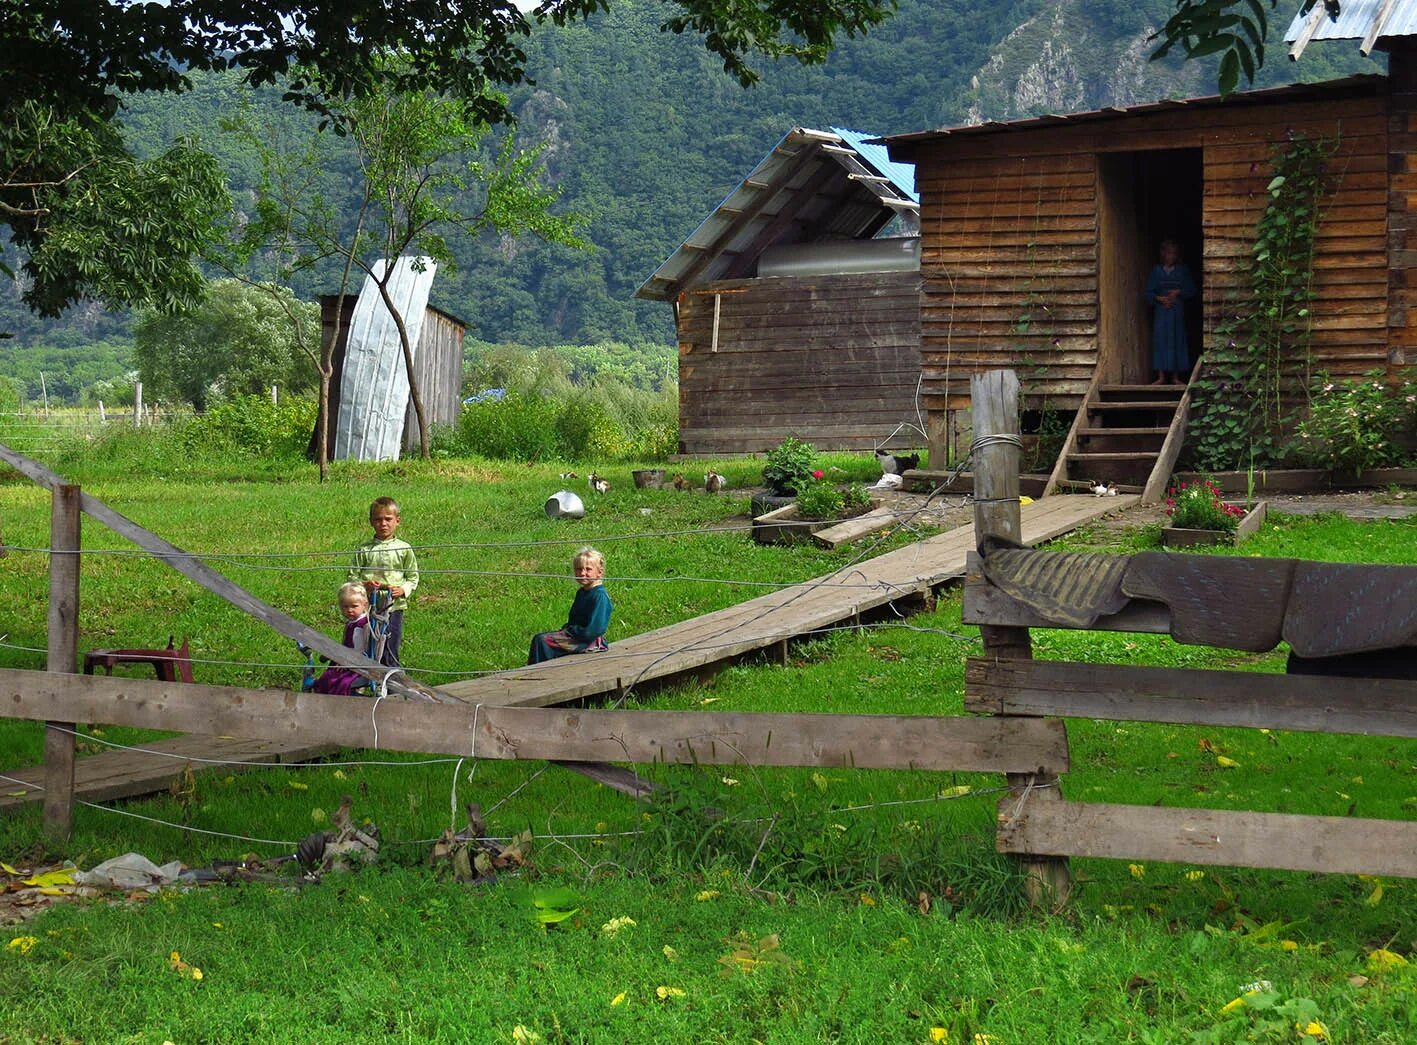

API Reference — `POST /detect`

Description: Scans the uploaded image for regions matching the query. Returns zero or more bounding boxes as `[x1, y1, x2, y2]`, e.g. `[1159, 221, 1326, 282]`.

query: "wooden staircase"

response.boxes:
[1045, 362, 1199, 504]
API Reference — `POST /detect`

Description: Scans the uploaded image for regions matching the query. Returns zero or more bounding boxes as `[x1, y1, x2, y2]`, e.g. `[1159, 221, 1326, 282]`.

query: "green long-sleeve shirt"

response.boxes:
[349, 536, 419, 612]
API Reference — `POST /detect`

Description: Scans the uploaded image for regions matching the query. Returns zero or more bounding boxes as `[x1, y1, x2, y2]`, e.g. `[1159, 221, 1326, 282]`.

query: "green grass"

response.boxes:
[2, 445, 1416, 1042]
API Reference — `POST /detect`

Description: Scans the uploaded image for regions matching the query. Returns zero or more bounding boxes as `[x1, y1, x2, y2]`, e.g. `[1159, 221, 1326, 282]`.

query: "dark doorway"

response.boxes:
[1097, 148, 1204, 384]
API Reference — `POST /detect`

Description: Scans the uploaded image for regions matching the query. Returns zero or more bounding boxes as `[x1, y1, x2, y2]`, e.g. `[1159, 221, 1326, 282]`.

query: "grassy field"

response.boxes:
[2, 446, 1416, 1043]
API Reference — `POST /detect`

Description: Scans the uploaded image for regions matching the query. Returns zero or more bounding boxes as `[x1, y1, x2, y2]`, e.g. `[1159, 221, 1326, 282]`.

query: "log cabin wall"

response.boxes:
[401, 306, 467, 451]
[900, 79, 1392, 464]
[676, 272, 922, 454]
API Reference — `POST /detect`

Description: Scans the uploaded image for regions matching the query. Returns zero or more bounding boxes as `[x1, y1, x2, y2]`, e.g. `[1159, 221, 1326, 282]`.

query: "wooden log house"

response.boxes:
[883, 17, 1417, 494]
[636, 127, 923, 455]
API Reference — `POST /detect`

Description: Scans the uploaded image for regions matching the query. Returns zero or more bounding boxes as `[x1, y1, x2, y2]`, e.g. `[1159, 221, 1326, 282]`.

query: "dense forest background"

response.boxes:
[0, 0, 1381, 403]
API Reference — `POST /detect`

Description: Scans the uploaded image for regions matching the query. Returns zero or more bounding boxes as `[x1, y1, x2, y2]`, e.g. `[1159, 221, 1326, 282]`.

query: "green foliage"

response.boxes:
[1151, 1, 1336, 96]
[1300, 372, 1417, 475]
[762, 436, 817, 495]
[2, 102, 231, 319]
[177, 394, 319, 459]
[842, 481, 872, 513]
[794, 480, 846, 521]
[132, 278, 319, 411]
[0, 374, 22, 413]
[452, 390, 565, 461]
[1165, 478, 1244, 533]
[1189, 136, 1335, 471]
[0, 337, 133, 404]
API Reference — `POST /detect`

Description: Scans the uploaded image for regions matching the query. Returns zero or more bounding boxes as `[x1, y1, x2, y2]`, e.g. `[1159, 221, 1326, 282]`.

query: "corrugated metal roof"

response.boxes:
[1285, 0, 1417, 48]
[834, 126, 918, 200]
[635, 126, 918, 302]
[882, 74, 1384, 148]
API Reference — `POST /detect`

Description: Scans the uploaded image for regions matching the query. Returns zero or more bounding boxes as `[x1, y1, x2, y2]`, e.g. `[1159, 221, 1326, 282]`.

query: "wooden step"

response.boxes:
[1076, 427, 1170, 437]
[1069, 451, 1161, 462]
[1054, 479, 1144, 494]
[1100, 384, 1187, 393]
[1087, 400, 1184, 411]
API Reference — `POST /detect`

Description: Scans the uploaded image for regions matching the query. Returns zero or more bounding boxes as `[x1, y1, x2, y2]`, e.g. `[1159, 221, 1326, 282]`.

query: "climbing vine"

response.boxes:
[1188, 135, 1336, 471]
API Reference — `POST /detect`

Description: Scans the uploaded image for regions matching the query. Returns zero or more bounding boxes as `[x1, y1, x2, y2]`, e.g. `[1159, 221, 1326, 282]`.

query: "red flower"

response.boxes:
[811, 470, 825, 479]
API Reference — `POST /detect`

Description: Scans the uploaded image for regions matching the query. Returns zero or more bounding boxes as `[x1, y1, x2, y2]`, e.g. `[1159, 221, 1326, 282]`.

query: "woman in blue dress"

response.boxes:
[1144, 239, 1197, 385]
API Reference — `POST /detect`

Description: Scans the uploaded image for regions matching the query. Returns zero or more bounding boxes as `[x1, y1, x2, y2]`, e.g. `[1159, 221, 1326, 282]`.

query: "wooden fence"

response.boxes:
[4, 369, 1414, 899]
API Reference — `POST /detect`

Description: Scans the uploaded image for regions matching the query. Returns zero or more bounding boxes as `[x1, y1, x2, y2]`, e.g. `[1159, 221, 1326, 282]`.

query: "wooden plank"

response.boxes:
[964, 657, 1417, 737]
[962, 554, 1171, 633]
[0, 669, 1073, 775]
[810, 507, 901, 550]
[0, 441, 444, 705]
[996, 799, 1417, 879]
[1142, 357, 1200, 505]
[971, 369, 1071, 906]
[0, 734, 339, 813]
[44, 484, 80, 840]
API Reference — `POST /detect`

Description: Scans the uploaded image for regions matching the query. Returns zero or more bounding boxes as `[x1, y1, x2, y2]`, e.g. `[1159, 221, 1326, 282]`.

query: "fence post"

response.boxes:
[97, 401, 106, 425]
[271, 384, 279, 405]
[970, 369, 1071, 908]
[133, 382, 143, 428]
[44, 483, 81, 841]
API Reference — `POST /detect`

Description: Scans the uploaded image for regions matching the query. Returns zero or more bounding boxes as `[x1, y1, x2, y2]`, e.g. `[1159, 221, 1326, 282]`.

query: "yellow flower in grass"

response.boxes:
[1128, 863, 1146, 879]
[511, 1027, 541, 1044]
[600, 916, 636, 937]
[1366, 948, 1409, 972]
[695, 890, 719, 902]
[8, 936, 37, 955]
[610, 991, 627, 1007]
[1185, 870, 1206, 881]
[1297, 1020, 1328, 1040]
[656, 986, 686, 1000]
[929, 1029, 948, 1043]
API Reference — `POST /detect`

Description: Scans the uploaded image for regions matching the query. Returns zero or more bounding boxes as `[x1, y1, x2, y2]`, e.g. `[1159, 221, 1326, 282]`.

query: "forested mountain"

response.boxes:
[0, 0, 1382, 399]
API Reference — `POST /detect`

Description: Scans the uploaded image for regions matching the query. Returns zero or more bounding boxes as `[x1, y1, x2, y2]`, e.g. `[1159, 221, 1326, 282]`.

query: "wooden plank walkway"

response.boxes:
[438, 494, 1137, 707]
[0, 734, 337, 814]
[0, 494, 1131, 813]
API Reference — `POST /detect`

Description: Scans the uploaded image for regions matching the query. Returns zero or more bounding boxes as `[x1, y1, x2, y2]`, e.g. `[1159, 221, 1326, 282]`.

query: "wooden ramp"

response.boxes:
[439, 493, 1137, 707]
[0, 735, 337, 814]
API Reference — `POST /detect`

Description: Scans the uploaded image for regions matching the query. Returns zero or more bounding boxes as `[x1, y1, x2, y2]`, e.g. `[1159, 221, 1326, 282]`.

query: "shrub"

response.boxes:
[1299, 372, 1416, 476]
[1166, 479, 1244, 533]
[762, 437, 816, 495]
[455, 390, 562, 461]
[554, 394, 625, 459]
[178, 394, 317, 459]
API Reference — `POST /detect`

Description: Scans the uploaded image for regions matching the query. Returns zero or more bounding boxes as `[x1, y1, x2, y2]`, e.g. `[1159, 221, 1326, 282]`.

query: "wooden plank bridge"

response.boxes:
[1, 493, 1135, 814]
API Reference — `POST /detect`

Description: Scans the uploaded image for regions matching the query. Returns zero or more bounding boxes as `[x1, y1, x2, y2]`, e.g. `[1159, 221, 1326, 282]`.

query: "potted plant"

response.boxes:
[1162, 478, 1266, 548]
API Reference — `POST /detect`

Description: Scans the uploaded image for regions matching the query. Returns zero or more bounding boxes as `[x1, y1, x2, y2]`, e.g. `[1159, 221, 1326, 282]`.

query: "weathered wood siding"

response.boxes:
[676, 272, 922, 454]
[402, 307, 466, 450]
[916, 150, 1099, 416]
[908, 81, 1393, 430]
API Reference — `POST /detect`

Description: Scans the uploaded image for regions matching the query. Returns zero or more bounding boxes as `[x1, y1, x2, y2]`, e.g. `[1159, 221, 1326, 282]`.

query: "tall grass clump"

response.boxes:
[452, 340, 678, 461]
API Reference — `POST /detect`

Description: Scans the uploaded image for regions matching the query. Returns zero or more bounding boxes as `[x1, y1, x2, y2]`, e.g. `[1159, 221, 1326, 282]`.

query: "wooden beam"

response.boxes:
[1141, 356, 1201, 505]
[719, 160, 844, 281]
[0, 441, 444, 705]
[0, 668, 1072, 775]
[997, 799, 1417, 878]
[666, 144, 824, 295]
[970, 370, 1071, 906]
[44, 484, 80, 840]
[965, 657, 1417, 737]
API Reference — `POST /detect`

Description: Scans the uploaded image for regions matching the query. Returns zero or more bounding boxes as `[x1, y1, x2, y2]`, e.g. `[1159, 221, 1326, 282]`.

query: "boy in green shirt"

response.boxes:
[349, 496, 419, 667]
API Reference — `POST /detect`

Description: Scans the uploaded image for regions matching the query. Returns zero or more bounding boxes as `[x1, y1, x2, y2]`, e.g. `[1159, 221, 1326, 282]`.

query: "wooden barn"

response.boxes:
[882, 13, 1417, 499]
[313, 293, 467, 457]
[636, 127, 923, 455]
